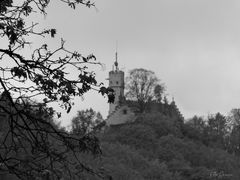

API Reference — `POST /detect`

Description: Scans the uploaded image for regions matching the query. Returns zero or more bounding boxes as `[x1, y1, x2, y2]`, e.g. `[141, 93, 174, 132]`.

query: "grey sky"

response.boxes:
[40, 0, 240, 126]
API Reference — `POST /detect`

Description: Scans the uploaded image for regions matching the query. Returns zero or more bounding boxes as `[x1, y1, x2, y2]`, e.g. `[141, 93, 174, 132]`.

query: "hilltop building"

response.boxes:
[106, 53, 184, 125]
[106, 52, 137, 125]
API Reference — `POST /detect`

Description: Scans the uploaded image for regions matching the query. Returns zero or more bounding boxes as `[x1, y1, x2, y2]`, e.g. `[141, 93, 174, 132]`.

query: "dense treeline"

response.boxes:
[71, 106, 240, 180]
[2, 88, 239, 179]
[184, 110, 240, 155]
[2, 100, 240, 179]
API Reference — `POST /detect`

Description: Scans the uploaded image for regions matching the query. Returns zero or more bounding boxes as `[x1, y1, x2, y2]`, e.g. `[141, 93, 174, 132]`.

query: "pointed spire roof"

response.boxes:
[114, 41, 119, 71]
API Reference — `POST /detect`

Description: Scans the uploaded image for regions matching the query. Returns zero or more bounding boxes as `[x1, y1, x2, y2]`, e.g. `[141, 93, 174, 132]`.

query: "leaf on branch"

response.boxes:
[99, 87, 106, 96]
[106, 88, 115, 103]
[6, 26, 17, 44]
[69, 2, 76, 9]
[98, 87, 115, 103]
[22, 5, 32, 16]
[86, 1, 92, 8]
[87, 54, 96, 61]
[82, 57, 87, 62]
[10, 32, 17, 44]
[16, 19, 24, 29]
[33, 74, 43, 85]
[11, 67, 27, 79]
[67, 104, 72, 113]
[50, 29, 56, 38]
[42, 44, 48, 50]
[60, 95, 70, 103]
[72, 51, 81, 58]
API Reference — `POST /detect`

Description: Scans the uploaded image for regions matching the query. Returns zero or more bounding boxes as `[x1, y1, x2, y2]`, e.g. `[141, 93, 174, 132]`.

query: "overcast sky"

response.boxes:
[39, 0, 240, 126]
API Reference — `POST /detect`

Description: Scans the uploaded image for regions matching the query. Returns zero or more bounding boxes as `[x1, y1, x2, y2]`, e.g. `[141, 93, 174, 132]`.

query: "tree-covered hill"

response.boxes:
[65, 67, 240, 180]
[91, 111, 240, 180]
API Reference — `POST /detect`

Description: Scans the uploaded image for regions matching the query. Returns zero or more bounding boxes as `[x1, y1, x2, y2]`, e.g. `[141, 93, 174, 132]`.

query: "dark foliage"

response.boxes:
[71, 108, 105, 136]
[0, 1, 113, 179]
[125, 68, 165, 113]
[98, 111, 240, 180]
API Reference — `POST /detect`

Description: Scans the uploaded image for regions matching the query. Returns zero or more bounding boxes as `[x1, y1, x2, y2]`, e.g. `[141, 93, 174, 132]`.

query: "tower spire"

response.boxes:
[114, 41, 119, 71]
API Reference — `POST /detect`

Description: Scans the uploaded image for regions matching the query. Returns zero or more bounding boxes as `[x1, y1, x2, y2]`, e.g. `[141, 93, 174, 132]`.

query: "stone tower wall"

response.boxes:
[109, 70, 124, 114]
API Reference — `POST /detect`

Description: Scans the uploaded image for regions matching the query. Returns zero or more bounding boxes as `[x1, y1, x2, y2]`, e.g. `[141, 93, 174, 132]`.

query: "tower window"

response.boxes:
[123, 109, 127, 114]
[116, 81, 119, 85]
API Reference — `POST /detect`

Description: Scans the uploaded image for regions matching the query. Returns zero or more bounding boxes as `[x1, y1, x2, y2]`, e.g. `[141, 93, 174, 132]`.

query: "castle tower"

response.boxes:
[108, 51, 124, 115]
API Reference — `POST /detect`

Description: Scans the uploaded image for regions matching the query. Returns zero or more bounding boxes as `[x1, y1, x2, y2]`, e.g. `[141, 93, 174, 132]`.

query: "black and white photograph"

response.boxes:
[0, 0, 240, 179]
